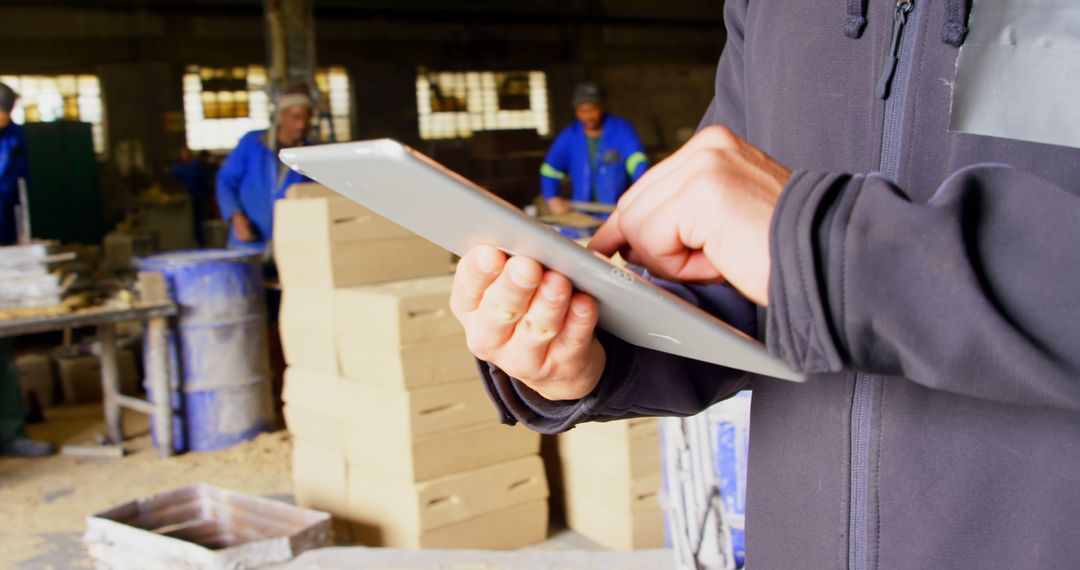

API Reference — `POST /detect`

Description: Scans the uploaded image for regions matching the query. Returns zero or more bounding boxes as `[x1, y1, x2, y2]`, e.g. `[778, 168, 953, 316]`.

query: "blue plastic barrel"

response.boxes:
[136, 249, 273, 453]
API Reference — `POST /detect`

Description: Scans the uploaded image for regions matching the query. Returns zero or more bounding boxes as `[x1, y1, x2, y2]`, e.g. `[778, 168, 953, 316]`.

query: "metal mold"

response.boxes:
[84, 484, 332, 569]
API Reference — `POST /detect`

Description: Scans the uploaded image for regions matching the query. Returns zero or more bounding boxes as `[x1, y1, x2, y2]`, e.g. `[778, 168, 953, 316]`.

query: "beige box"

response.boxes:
[571, 417, 660, 441]
[340, 378, 492, 439]
[275, 237, 449, 290]
[562, 462, 661, 514]
[559, 429, 661, 479]
[334, 276, 462, 346]
[279, 319, 339, 375]
[16, 353, 55, 408]
[346, 421, 541, 482]
[54, 350, 139, 404]
[353, 499, 549, 550]
[336, 334, 476, 390]
[282, 368, 348, 448]
[278, 288, 338, 374]
[348, 456, 548, 540]
[274, 186, 449, 289]
[565, 500, 666, 551]
[276, 187, 414, 246]
[282, 406, 347, 450]
[291, 438, 348, 513]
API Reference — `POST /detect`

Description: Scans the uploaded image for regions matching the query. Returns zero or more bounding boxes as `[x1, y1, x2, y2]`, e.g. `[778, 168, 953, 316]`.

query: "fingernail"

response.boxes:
[540, 284, 564, 302]
[476, 254, 496, 274]
[572, 305, 590, 318]
[509, 266, 539, 289]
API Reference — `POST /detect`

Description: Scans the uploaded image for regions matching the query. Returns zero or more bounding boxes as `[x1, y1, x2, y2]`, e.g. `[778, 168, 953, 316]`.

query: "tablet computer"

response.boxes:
[280, 139, 803, 382]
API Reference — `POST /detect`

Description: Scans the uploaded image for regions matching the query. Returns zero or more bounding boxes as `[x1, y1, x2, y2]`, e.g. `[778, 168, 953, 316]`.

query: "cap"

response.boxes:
[571, 82, 604, 108]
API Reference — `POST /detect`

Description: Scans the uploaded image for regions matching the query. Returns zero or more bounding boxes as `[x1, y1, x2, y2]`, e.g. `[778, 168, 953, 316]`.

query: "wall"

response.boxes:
[0, 1, 726, 216]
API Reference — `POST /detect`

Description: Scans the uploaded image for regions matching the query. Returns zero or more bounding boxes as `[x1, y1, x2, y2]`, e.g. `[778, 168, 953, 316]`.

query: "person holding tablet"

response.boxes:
[451, 1, 1080, 568]
[540, 82, 648, 218]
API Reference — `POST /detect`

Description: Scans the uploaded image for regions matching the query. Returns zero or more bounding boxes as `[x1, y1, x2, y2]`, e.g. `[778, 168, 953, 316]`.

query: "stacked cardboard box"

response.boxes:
[559, 418, 665, 550]
[276, 184, 548, 549]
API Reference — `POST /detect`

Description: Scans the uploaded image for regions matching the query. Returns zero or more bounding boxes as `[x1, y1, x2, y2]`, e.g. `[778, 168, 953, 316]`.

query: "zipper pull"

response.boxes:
[876, 0, 914, 100]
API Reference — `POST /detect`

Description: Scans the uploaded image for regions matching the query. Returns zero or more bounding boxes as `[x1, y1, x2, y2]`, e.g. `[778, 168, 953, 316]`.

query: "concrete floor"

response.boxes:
[0, 404, 672, 569]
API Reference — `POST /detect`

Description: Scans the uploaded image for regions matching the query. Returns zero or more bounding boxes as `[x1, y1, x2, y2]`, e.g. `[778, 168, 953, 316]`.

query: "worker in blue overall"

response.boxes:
[0, 82, 53, 457]
[540, 82, 649, 218]
[216, 92, 313, 251]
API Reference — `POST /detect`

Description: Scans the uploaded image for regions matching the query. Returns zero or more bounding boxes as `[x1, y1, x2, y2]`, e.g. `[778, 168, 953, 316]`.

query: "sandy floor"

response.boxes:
[0, 404, 294, 568]
[0, 405, 611, 569]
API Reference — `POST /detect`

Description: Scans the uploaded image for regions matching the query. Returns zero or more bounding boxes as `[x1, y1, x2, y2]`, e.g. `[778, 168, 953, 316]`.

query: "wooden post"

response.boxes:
[97, 323, 123, 444]
[139, 271, 175, 458]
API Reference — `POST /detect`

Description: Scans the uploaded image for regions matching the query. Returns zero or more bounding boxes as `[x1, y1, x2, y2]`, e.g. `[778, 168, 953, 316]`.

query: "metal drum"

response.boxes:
[136, 249, 273, 453]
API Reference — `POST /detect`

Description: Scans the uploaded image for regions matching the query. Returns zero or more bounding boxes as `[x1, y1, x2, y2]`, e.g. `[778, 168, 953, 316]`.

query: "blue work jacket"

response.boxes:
[0, 123, 29, 245]
[216, 130, 310, 250]
[540, 114, 648, 208]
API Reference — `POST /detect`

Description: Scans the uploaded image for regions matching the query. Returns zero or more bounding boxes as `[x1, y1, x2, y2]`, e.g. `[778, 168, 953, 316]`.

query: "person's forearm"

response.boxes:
[769, 166, 1080, 412]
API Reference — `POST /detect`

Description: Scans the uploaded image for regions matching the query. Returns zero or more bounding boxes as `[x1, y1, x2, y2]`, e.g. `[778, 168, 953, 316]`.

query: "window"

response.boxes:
[416, 70, 550, 140]
[182, 65, 352, 151]
[0, 74, 106, 154]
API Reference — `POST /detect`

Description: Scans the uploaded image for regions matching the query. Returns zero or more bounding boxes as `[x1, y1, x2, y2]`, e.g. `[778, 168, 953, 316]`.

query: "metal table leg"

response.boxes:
[97, 323, 123, 444]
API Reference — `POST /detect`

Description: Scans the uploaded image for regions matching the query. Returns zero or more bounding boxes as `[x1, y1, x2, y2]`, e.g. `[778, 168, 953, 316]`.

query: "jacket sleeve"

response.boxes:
[540, 130, 570, 200]
[479, 0, 755, 433]
[768, 166, 1080, 413]
[478, 278, 758, 434]
[215, 138, 248, 222]
[620, 123, 649, 182]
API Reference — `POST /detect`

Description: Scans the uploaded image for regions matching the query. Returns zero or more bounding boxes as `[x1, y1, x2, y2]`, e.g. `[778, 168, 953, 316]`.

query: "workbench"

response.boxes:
[0, 300, 178, 457]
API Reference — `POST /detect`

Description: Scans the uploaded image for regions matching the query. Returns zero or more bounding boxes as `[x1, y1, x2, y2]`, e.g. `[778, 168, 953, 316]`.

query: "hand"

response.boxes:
[450, 245, 606, 401]
[590, 126, 790, 306]
[231, 212, 256, 242]
[547, 197, 572, 215]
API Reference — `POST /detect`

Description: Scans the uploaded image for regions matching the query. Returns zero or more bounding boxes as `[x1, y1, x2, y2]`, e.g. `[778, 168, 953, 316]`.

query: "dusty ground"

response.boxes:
[0, 404, 294, 568]
[0, 405, 609, 569]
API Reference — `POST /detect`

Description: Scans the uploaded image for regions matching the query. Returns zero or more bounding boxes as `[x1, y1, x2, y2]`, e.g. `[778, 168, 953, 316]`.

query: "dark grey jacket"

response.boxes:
[481, 1, 1080, 568]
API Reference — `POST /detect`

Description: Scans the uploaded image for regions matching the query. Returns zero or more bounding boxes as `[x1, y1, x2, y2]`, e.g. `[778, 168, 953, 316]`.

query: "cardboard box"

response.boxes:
[54, 350, 139, 404]
[348, 456, 547, 539]
[279, 319, 339, 375]
[283, 406, 347, 450]
[562, 463, 661, 514]
[16, 353, 55, 408]
[275, 189, 414, 246]
[571, 417, 659, 441]
[334, 276, 462, 346]
[564, 500, 666, 550]
[337, 334, 476, 390]
[274, 186, 449, 288]
[291, 438, 349, 513]
[275, 237, 449, 290]
[346, 421, 541, 482]
[340, 378, 492, 438]
[558, 429, 661, 479]
[352, 499, 549, 550]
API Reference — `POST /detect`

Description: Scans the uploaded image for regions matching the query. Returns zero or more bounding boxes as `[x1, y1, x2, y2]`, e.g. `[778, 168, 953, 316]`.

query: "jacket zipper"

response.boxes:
[850, 2, 919, 570]
[876, 0, 914, 100]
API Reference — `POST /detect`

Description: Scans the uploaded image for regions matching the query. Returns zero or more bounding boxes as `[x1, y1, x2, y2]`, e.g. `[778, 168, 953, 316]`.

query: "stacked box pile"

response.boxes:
[275, 183, 548, 549]
[559, 418, 665, 550]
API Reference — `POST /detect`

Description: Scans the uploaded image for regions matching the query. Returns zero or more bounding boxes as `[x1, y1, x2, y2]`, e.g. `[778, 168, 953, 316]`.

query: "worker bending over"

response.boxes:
[540, 82, 648, 217]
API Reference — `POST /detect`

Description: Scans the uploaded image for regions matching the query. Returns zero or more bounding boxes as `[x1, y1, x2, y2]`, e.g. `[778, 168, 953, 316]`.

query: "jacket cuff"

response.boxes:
[474, 329, 634, 435]
[766, 170, 855, 373]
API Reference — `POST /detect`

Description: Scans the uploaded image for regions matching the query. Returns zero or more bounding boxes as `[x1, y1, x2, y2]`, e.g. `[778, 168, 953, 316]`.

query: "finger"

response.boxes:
[550, 292, 600, 357]
[622, 195, 726, 283]
[514, 271, 573, 348]
[475, 255, 543, 336]
[450, 245, 506, 316]
[588, 211, 627, 257]
[616, 126, 741, 214]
